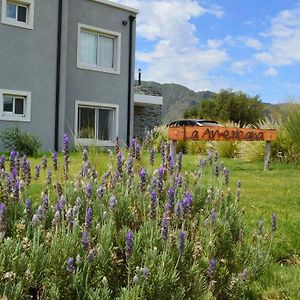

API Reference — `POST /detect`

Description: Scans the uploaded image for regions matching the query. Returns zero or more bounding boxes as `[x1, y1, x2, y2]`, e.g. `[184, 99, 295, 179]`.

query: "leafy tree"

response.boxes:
[189, 89, 264, 126]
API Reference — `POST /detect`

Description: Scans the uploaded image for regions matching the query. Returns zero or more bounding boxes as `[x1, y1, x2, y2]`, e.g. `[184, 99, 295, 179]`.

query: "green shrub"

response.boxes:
[0, 127, 41, 156]
[187, 140, 209, 155]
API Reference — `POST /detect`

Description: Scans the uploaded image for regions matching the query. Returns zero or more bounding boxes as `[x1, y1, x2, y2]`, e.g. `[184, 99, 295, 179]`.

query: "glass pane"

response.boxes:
[17, 5, 27, 23]
[6, 3, 16, 19]
[98, 109, 113, 141]
[3, 96, 13, 112]
[78, 107, 95, 138]
[15, 98, 24, 115]
[98, 35, 114, 68]
[80, 31, 97, 65]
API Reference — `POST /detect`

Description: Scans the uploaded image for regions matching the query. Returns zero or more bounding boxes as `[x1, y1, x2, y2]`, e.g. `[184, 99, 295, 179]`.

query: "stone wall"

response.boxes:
[134, 104, 162, 140]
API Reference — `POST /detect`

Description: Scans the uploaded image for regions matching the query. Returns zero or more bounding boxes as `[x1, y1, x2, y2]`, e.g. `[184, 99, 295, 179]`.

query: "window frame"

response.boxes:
[0, 89, 31, 122]
[74, 100, 119, 146]
[77, 23, 121, 74]
[1, 0, 34, 30]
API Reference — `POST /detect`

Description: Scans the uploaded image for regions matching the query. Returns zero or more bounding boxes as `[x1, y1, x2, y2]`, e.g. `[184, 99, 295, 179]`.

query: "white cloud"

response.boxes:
[239, 36, 263, 50]
[263, 67, 278, 77]
[255, 6, 300, 66]
[231, 60, 253, 75]
[207, 39, 223, 49]
[114, 0, 228, 90]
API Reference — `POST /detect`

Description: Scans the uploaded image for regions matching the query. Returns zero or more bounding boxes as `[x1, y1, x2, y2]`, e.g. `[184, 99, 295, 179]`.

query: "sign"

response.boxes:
[168, 126, 277, 142]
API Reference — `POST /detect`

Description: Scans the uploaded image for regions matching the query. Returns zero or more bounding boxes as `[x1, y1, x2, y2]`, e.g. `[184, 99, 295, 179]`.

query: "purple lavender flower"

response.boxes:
[63, 133, 70, 180]
[175, 173, 183, 188]
[141, 267, 150, 280]
[208, 258, 216, 279]
[91, 167, 97, 180]
[271, 213, 277, 232]
[9, 150, 16, 172]
[25, 199, 32, 216]
[215, 162, 219, 177]
[127, 156, 133, 176]
[200, 158, 207, 169]
[168, 187, 175, 213]
[109, 195, 117, 210]
[11, 167, 17, 179]
[66, 257, 74, 273]
[115, 137, 120, 153]
[125, 230, 134, 259]
[133, 274, 139, 284]
[157, 166, 164, 194]
[208, 147, 213, 166]
[214, 150, 219, 163]
[135, 143, 141, 161]
[117, 152, 124, 175]
[52, 210, 61, 226]
[0, 155, 5, 171]
[85, 183, 92, 199]
[83, 149, 88, 163]
[177, 151, 183, 172]
[168, 155, 174, 174]
[47, 169, 52, 185]
[129, 138, 136, 158]
[161, 214, 168, 241]
[242, 268, 248, 282]
[150, 191, 157, 220]
[31, 214, 41, 227]
[12, 180, 20, 201]
[96, 186, 105, 199]
[210, 209, 216, 225]
[150, 148, 155, 166]
[179, 231, 185, 252]
[87, 249, 94, 262]
[85, 207, 93, 230]
[35, 164, 40, 181]
[151, 177, 157, 190]
[237, 180, 241, 201]
[139, 169, 147, 192]
[52, 151, 58, 171]
[182, 192, 192, 218]
[258, 221, 263, 236]
[175, 201, 181, 218]
[42, 155, 47, 169]
[82, 231, 89, 250]
[224, 168, 230, 185]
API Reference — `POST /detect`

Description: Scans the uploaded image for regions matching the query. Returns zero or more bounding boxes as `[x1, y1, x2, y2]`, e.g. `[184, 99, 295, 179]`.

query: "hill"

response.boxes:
[135, 81, 214, 123]
[136, 81, 300, 124]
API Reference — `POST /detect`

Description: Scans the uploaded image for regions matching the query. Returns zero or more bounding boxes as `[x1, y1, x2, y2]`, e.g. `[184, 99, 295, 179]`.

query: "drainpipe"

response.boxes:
[54, 0, 63, 151]
[127, 15, 136, 147]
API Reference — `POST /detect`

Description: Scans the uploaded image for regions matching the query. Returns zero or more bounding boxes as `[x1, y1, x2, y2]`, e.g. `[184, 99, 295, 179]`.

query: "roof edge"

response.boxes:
[89, 0, 138, 14]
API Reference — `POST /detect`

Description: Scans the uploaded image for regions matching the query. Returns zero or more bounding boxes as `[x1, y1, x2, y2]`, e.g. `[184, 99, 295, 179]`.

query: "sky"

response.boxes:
[115, 0, 300, 104]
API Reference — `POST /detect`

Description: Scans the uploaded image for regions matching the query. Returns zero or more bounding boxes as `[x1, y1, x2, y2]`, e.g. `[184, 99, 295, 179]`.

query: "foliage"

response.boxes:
[0, 127, 41, 156]
[142, 126, 168, 152]
[0, 136, 276, 299]
[186, 141, 209, 155]
[186, 89, 264, 126]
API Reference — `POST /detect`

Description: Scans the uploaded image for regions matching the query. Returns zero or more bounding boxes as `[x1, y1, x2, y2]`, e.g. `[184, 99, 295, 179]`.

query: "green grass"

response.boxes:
[182, 156, 300, 299]
[15, 151, 300, 299]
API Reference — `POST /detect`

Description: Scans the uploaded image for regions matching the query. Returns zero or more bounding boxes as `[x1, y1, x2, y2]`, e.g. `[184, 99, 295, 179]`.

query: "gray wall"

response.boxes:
[64, 0, 136, 147]
[0, 0, 59, 151]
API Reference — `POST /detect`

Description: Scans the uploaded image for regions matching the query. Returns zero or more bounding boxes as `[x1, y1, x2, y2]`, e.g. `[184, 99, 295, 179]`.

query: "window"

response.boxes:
[1, 0, 34, 29]
[77, 24, 121, 74]
[75, 101, 119, 146]
[0, 89, 31, 122]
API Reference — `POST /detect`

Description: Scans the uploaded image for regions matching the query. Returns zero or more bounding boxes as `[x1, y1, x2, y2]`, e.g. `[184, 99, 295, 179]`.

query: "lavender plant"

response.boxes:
[0, 137, 276, 299]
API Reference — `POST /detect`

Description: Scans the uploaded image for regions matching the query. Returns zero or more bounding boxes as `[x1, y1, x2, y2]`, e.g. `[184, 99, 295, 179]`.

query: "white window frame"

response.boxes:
[77, 23, 121, 74]
[74, 100, 119, 147]
[1, 0, 34, 30]
[0, 89, 31, 122]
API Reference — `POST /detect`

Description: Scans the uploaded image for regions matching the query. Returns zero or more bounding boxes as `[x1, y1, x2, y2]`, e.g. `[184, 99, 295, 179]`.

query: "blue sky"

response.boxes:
[116, 0, 300, 104]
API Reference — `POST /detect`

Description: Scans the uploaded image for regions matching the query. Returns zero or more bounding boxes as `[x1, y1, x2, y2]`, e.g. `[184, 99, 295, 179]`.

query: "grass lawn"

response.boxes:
[18, 151, 300, 299]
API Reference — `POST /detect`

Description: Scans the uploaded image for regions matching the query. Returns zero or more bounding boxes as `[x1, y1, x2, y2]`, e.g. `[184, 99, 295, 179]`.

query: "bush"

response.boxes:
[0, 127, 41, 156]
[0, 135, 276, 299]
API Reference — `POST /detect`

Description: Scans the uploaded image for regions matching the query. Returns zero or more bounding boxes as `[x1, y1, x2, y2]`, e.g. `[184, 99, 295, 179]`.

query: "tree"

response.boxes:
[197, 89, 264, 126]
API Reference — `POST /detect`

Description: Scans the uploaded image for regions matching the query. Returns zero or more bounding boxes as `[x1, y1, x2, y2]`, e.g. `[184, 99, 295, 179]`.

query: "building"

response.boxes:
[0, 0, 138, 151]
[134, 83, 163, 140]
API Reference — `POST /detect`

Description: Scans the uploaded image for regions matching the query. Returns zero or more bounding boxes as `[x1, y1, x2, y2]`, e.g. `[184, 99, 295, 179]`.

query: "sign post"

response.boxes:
[168, 126, 277, 170]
